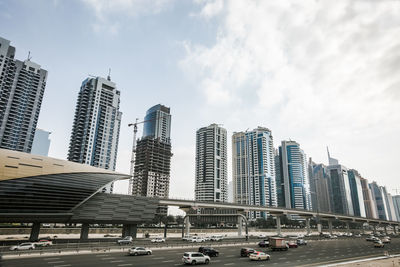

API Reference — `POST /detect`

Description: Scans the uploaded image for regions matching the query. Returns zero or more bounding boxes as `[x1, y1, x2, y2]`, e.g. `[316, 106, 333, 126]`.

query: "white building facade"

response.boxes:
[195, 124, 227, 202]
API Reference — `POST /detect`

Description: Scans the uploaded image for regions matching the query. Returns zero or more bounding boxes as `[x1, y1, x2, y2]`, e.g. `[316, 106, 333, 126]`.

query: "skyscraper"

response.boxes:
[0, 37, 47, 153]
[232, 127, 277, 219]
[142, 104, 171, 143]
[277, 140, 312, 210]
[327, 151, 354, 216]
[360, 177, 378, 219]
[68, 76, 122, 193]
[347, 169, 366, 217]
[392, 195, 400, 222]
[31, 128, 51, 156]
[369, 182, 388, 220]
[195, 124, 227, 202]
[131, 104, 172, 205]
[309, 161, 331, 213]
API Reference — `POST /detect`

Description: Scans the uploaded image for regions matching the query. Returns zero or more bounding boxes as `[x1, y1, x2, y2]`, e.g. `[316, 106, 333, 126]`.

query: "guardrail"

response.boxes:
[0, 239, 259, 258]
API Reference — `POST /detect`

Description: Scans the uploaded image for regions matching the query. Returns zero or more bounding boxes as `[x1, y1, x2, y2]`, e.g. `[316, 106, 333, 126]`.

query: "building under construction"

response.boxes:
[132, 137, 172, 198]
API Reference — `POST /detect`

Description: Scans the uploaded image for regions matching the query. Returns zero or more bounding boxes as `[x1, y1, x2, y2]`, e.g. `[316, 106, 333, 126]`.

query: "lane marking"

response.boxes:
[162, 260, 174, 263]
[224, 264, 235, 266]
[153, 257, 165, 259]
[54, 265, 71, 267]
[226, 255, 235, 257]
[48, 261, 65, 264]
[110, 260, 124, 263]
[44, 258, 60, 260]
[117, 264, 133, 267]
[101, 257, 115, 260]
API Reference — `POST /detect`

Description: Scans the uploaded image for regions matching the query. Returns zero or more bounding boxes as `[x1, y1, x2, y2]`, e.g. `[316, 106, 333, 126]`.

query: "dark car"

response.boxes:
[258, 240, 269, 247]
[241, 248, 257, 257]
[198, 247, 219, 257]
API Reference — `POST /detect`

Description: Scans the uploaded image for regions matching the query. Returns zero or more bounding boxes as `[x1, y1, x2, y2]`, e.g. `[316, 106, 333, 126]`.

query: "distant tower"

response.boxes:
[195, 124, 227, 202]
[31, 128, 51, 156]
[68, 76, 122, 193]
[0, 37, 48, 153]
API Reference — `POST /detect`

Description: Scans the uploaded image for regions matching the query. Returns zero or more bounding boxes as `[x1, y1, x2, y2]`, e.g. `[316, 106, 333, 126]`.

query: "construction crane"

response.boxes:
[127, 113, 170, 195]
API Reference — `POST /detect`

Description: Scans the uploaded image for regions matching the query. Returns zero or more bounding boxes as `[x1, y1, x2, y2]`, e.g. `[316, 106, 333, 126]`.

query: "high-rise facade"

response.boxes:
[360, 177, 378, 219]
[232, 127, 277, 219]
[67, 76, 122, 193]
[131, 104, 172, 205]
[0, 37, 47, 153]
[277, 141, 312, 210]
[392, 195, 400, 222]
[31, 128, 51, 156]
[142, 104, 171, 143]
[387, 193, 397, 222]
[195, 124, 227, 202]
[309, 161, 331, 213]
[327, 151, 354, 216]
[347, 169, 366, 217]
[369, 182, 388, 220]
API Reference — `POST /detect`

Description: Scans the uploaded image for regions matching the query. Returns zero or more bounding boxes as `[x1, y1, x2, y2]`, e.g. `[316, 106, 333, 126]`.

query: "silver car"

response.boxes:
[128, 247, 152, 256]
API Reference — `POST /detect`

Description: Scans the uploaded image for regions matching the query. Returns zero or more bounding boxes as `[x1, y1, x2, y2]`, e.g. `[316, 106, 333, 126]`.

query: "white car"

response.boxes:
[210, 235, 223, 241]
[35, 239, 53, 247]
[182, 252, 210, 265]
[182, 235, 193, 241]
[9, 243, 35, 251]
[249, 251, 270, 261]
[258, 234, 267, 239]
[190, 236, 205, 243]
[151, 237, 165, 243]
[128, 247, 152, 256]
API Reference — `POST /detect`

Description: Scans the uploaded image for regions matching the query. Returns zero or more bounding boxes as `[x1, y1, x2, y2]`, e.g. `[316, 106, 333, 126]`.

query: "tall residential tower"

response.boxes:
[195, 124, 227, 202]
[67, 76, 122, 193]
[232, 127, 277, 219]
[0, 37, 47, 153]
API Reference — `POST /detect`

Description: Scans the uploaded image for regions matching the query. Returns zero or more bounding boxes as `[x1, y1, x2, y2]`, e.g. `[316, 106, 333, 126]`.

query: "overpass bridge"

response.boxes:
[0, 148, 398, 241]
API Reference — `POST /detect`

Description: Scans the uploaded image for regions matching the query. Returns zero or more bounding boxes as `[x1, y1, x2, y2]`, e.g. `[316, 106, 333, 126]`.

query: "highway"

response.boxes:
[2, 237, 400, 267]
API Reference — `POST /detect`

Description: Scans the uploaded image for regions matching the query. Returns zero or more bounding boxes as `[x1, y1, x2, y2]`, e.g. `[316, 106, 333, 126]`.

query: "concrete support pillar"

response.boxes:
[237, 216, 243, 237]
[328, 220, 333, 235]
[373, 224, 377, 235]
[29, 222, 40, 241]
[80, 223, 89, 240]
[317, 223, 322, 234]
[276, 216, 281, 236]
[306, 218, 311, 235]
[346, 222, 350, 234]
[185, 216, 190, 236]
[361, 224, 365, 234]
[122, 224, 137, 238]
[384, 225, 387, 235]
[393, 225, 397, 235]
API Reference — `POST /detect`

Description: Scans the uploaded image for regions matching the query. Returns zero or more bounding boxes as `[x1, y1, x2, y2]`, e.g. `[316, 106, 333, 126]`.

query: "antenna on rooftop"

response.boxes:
[27, 51, 32, 61]
[107, 68, 111, 81]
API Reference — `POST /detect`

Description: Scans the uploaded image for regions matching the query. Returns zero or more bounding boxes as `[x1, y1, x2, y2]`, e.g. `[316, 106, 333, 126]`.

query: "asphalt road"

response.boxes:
[2, 238, 400, 267]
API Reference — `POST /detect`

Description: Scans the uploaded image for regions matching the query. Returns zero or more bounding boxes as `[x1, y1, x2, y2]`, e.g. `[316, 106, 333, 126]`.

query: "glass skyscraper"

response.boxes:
[347, 169, 366, 217]
[143, 104, 171, 144]
[277, 141, 312, 210]
[232, 127, 277, 219]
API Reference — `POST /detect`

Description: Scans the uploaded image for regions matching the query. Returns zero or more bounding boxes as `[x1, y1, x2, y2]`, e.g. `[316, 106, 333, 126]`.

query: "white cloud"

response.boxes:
[191, 0, 224, 19]
[80, 0, 173, 33]
[181, 0, 400, 190]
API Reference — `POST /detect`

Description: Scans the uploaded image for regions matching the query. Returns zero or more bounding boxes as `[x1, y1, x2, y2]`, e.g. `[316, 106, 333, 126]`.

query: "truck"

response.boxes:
[269, 237, 288, 251]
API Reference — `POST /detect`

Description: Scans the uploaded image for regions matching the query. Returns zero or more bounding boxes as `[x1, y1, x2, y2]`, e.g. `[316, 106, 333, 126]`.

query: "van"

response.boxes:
[211, 235, 223, 241]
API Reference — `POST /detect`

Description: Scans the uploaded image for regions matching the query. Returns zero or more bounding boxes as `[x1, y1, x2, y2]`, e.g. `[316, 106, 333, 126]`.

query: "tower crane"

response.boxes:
[127, 114, 170, 195]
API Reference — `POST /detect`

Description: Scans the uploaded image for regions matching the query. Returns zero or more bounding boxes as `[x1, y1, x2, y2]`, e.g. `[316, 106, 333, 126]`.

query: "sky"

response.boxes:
[1, 0, 400, 203]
